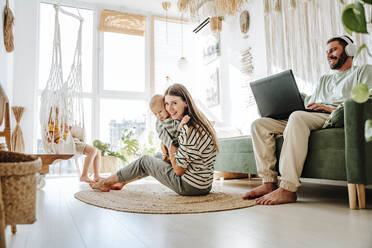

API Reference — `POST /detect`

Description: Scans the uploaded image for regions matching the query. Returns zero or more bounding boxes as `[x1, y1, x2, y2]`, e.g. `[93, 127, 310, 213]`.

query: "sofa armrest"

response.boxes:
[344, 98, 372, 184]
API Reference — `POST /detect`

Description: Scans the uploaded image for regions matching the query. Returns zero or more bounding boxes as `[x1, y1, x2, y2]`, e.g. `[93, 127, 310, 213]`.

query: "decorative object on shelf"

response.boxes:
[206, 66, 220, 108]
[240, 47, 253, 75]
[202, 33, 220, 65]
[177, 0, 248, 20]
[177, 14, 189, 71]
[240, 47, 255, 108]
[11, 106, 25, 153]
[162, 1, 171, 43]
[210, 16, 223, 33]
[240, 10, 250, 39]
[3, 0, 14, 52]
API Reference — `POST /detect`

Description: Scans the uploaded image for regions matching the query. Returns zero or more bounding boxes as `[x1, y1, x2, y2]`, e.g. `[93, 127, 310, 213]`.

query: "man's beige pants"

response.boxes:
[251, 111, 329, 192]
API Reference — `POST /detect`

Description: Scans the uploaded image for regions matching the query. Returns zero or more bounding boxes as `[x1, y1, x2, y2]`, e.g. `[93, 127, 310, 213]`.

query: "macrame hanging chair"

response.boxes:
[40, 5, 85, 154]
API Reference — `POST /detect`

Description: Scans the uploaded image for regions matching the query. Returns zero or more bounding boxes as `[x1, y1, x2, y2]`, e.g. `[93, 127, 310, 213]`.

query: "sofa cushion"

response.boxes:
[276, 128, 346, 180]
[218, 135, 253, 153]
[322, 104, 344, 129]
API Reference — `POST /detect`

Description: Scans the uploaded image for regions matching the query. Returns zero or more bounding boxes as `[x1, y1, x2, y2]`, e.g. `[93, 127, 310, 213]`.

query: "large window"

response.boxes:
[38, 3, 150, 176]
[103, 32, 145, 92]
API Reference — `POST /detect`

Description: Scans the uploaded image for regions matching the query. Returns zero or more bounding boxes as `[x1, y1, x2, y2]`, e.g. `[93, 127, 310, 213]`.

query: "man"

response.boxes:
[243, 35, 372, 205]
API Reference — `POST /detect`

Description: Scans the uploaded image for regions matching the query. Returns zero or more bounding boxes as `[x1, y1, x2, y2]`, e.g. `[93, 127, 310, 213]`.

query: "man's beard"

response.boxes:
[329, 51, 348, 70]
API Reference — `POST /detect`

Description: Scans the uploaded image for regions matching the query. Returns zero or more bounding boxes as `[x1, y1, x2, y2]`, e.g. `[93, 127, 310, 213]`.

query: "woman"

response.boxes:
[90, 83, 219, 196]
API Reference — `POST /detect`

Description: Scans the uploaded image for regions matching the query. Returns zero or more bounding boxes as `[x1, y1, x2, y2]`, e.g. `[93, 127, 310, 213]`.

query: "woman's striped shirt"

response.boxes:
[175, 124, 217, 189]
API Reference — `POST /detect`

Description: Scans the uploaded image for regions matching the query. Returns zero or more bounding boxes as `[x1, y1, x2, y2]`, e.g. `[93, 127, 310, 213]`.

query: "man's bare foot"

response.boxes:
[242, 183, 277, 200]
[94, 176, 105, 182]
[255, 187, 297, 205]
[89, 179, 111, 192]
[80, 175, 93, 183]
[110, 182, 126, 190]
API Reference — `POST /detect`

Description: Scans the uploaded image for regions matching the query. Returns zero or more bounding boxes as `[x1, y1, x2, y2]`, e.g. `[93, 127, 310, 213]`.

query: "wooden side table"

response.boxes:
[35, 154, 74, 188]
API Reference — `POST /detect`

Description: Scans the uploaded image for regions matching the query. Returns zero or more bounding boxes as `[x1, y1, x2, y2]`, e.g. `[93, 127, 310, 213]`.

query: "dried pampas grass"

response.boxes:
[11, 106, 25, 153]
[177, 0, 247, 18]
[3, 0, 14, 52]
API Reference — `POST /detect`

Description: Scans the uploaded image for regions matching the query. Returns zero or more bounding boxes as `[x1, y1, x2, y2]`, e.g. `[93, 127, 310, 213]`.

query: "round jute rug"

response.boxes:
[74, 183, 256, 214]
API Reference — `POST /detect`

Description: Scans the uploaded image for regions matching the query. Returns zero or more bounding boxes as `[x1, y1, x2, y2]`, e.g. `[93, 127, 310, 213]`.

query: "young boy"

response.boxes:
[47, 107, 102, 183]
[150, 94, 189, 161]
[71, 127, 103, 183]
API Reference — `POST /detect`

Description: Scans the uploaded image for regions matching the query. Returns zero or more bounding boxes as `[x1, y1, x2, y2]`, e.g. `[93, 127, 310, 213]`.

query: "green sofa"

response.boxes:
[215, 99, 372, 209]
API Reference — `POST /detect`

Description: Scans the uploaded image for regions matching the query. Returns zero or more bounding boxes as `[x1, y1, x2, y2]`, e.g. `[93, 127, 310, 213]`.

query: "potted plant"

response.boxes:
[341, 0, 372, 142]
[92, 128, 140, 174]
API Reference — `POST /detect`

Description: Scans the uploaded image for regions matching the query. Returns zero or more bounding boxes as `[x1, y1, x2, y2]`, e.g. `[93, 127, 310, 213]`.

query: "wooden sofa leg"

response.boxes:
[356, 184, 366, 209]
[347, 184, 357, 210]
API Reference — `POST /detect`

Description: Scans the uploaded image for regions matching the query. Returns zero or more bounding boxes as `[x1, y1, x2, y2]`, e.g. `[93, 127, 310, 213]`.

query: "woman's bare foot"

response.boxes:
[255, 187, 297, 205]
[242, 182, 277, 200]
[89, 179, 111, 192]
[94, 176, 105, 182]
[110, 182, 126, 190]
[80, 175, 93, 183]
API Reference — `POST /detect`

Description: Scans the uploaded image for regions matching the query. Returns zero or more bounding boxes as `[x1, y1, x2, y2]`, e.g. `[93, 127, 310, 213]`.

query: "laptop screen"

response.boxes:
[250, 70, 305, 119]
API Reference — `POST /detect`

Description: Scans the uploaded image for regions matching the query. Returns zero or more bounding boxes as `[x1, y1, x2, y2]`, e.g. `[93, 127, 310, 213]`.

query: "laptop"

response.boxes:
[250, 70, 322, 119]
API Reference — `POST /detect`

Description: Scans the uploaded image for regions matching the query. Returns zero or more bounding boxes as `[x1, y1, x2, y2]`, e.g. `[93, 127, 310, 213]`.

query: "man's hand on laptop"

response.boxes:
[306, 103, 337, 113]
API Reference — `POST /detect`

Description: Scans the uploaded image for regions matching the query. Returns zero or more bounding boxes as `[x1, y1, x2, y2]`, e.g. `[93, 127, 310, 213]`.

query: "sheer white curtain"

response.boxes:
[264, 0, 372, 91]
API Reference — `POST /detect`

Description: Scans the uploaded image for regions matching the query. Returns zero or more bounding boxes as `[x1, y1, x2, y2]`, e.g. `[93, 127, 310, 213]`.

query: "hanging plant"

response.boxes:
[341, 0, 372, 142]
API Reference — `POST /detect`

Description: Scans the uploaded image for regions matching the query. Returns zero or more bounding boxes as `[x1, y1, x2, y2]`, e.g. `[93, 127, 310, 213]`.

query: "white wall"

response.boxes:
[0, 0, 14, 101]
[12, 0, 39, 153]
[218, 0, 267, 134]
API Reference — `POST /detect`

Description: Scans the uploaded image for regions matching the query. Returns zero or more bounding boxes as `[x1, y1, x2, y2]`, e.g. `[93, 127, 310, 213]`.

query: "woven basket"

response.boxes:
[0, 151, 41, 225]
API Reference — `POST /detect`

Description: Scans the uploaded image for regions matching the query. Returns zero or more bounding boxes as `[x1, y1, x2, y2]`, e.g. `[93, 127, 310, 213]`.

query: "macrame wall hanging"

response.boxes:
[40, 5, 85, 154]
[3, 0, 14, 52]
[11, 106, 25, 153]
[263, 0, 372, 90]
[177, 0, 248, 20]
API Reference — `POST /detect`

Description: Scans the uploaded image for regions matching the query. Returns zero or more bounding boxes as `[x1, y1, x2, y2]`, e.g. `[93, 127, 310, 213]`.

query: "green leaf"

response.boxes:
[361, 0, 372, 5]
[342, 22, 354, 35]
[356, 43, 372, 57]
[339, 0, 346, 4]
[365, 120, 372, 142]
[352, 83, 370, 103]
[342, 3, 368, 33]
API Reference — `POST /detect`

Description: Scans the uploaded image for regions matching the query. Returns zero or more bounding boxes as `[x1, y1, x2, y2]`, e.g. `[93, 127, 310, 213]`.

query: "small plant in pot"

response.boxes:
[93, 128, 140, 174]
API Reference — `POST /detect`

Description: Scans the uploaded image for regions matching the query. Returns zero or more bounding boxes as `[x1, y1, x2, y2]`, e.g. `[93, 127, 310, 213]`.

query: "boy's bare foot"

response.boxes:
[242, 182, 277, 200]
[80, 175, 93, 183]
[89, 179, 111, 192]
[110, 182, 126, 190]
[255, 187, 297, 205]
[94, 176, 105, 182]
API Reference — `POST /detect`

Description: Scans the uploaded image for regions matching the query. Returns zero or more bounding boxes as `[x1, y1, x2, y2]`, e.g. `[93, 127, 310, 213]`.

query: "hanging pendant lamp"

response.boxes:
[177, 14, 188, 71]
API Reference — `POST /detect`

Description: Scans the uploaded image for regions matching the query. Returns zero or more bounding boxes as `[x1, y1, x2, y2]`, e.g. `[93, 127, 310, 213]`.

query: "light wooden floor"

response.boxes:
[4, 177, 372, 248]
